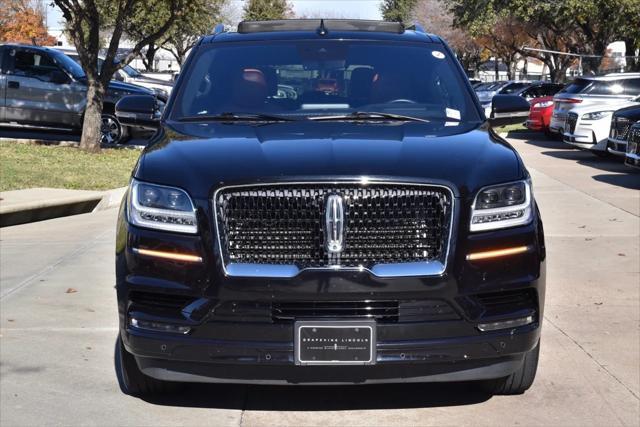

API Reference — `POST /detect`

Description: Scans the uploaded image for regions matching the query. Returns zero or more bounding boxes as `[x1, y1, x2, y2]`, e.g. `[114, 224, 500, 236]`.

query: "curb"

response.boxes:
[0, 187, 127, 227]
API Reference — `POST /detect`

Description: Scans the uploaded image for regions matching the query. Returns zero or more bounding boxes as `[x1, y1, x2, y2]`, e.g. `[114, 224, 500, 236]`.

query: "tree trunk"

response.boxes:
[79, 79, 105, 153]
[144, 44, 158, 72]
[494, 58, 499, 81]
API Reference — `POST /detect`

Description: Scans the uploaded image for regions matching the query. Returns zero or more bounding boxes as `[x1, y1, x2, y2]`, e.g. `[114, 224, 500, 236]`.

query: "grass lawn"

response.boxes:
[0, 141, 140, 192]
[495, 123, 528, 133]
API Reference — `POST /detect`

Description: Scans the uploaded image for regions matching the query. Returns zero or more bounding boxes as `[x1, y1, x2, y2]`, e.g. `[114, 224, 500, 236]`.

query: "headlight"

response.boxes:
[470, 180, 532, 232]
[582, 111, 612, 121]
[533, 100, 553, 108]
[128, 179, 197, 233]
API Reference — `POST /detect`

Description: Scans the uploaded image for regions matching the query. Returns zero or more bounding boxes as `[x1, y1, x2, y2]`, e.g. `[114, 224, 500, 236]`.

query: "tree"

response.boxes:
[54, 0, 181, 152]
[242, 0, 292, 21]
[0, 0, 57, 45]
[448, 0, 640, 81]
[122, 0, 177, 71]
[162, 0, 230, 67]
[380, 0, 418, 22]
[446, 0, 579, 82]
[412, 0, 482, 76]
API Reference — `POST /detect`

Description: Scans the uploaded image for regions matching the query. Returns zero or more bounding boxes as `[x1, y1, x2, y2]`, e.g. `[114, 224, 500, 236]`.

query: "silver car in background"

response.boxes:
[550, 73, 640, 135]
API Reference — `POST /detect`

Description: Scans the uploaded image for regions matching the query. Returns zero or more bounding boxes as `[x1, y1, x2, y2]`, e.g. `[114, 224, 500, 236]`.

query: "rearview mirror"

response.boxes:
[489, 95, 531, 127]
[115, 95, 160, 130]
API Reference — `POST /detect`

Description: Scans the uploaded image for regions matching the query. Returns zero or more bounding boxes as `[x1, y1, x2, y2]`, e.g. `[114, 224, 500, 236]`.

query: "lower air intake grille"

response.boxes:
[129, 291, 193, 311]
[566, 113, 578, 134]
[272, 300, 459, 322]
[215, 183, 452, 269]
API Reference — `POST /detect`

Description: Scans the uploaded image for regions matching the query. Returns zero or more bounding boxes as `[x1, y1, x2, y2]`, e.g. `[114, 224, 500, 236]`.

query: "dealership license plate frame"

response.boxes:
[294, 321, 376, 366]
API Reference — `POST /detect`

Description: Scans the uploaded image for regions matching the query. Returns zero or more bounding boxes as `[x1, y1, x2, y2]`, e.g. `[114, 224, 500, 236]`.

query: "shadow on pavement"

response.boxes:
[592, 173, 640, 190]
[141, 381, 492, 411]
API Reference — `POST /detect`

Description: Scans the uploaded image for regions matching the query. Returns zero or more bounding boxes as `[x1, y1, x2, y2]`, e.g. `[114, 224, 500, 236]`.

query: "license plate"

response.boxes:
[295, 321, 375, 365]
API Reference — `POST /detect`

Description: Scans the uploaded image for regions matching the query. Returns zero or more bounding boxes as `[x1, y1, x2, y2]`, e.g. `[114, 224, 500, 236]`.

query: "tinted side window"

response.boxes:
[521, 86, 541, 99]
[0, 47, 4, 73]
[12, 50, 59, 82]
[561, 79, 590, 94]
[624, 78, 640, 95]
[541, 84, 563, 97]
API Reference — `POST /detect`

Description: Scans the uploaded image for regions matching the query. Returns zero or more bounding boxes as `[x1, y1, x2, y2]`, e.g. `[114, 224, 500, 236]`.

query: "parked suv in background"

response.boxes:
[608, 103, 640, 156]
[563, 95, 640, 156]
[113, 19, 545, 396]
[54, 48, 173, 99]
[625, 122, 640, 169]
[550, 73, 640, 136]
[0, 44, 156, 144]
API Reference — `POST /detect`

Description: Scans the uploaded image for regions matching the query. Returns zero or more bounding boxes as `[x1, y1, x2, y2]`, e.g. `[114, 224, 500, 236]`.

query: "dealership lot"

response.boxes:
[0, 133, 638, 426]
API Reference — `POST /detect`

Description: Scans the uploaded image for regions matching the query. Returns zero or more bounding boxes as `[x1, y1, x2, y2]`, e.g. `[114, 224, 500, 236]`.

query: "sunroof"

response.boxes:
[237, 19, 405, 34]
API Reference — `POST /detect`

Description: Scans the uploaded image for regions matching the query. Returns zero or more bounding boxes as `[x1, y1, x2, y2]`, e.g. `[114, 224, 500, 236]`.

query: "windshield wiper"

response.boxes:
[178, 112, 297, 122]
[309, 111, 430, 123]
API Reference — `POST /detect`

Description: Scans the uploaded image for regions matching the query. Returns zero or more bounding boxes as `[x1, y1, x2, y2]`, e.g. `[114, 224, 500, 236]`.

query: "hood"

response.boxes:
[571, 100, 638, 114]
[613, 103, 640, 120]
[107, 80, 154, 95]
[136, 121, 524, 200]
[134, 75, 173, 87]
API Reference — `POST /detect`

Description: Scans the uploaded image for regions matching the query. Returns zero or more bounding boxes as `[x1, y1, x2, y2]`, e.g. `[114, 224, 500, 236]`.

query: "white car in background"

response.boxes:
[52, 47, 172, 100]
[550, 73, 640, 136]
[563, 97, 640, 156]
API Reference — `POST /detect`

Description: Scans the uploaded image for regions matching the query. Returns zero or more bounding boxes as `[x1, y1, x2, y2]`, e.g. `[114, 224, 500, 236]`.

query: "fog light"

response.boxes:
[129, 318, 191, 334]
[466, 245, 530, 261]
[477, 315, 534, 332]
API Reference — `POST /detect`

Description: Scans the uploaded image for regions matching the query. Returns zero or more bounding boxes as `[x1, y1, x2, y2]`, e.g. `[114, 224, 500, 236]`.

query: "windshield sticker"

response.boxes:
[446, 108, 461, 120]
[432, 51, 445, 59]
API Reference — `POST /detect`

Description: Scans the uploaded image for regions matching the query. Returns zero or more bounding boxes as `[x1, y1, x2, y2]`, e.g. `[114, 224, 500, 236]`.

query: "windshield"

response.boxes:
[559, 78, 627, 95]
[50, 50, 85, 79]
[121, 63, 142, 77]
[172, 40, 481, 122]
[499, 82, 530, 94]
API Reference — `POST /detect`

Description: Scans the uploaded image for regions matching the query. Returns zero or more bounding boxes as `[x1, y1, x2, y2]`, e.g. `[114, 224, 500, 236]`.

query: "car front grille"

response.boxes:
[610, 116, 631, 141]
[566, 113, 578, 134]
[629, 124, 640, 155]
[272, 300, 460, 322]
[215, 183, 452, 271]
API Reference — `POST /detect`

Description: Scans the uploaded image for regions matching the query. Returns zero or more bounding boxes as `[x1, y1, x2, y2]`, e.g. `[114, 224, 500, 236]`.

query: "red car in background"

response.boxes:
[525, 96, 555, 136]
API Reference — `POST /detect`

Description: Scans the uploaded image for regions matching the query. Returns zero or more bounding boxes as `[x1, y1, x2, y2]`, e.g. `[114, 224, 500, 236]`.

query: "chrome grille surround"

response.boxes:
[629, 123, 640, 155]
[610, 116, 631, 141]
[566, 113, 578, 134]
[213, 181, 455, 278]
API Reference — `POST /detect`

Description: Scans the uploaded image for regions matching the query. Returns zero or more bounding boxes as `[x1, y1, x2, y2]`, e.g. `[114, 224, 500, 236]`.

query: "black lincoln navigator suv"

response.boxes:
[114, 20, 545, 396]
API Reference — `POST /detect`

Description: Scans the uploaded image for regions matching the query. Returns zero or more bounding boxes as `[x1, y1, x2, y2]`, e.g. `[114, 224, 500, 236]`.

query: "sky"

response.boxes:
[46, 0, 384, 32]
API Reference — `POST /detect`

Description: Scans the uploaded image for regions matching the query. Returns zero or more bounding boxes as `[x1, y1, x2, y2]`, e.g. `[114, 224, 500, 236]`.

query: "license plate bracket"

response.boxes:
[294, 321, 376, 365]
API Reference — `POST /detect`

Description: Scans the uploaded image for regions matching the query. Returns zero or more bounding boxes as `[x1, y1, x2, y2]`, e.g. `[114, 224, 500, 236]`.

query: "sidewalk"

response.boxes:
[0, 187, 126, 227]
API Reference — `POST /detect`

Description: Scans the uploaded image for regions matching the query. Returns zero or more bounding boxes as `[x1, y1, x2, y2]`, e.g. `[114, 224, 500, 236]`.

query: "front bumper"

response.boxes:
[115, 192, 546, 384]
[563, 119, 610, 152]
[607, 138, 627, 157]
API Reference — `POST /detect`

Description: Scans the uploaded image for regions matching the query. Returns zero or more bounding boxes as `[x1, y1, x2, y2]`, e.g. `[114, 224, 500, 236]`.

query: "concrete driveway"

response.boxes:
[1, 133, 638, 426]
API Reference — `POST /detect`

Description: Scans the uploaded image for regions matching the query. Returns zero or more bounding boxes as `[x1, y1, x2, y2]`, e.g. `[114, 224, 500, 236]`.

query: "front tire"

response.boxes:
[100, 114, 129, 145]
[482, 341, 540, 395]
[114, 335, 180, 396]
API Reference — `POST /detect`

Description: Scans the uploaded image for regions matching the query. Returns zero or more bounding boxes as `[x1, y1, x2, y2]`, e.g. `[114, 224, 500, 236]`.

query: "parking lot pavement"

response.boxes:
[1, 133, 638, 426]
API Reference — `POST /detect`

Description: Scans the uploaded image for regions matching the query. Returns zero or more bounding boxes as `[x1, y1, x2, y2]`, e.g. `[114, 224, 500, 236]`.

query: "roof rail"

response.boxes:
[407, 23, 426, 33]
[212, 23, 225, 35]
[237, 19, 404, 34]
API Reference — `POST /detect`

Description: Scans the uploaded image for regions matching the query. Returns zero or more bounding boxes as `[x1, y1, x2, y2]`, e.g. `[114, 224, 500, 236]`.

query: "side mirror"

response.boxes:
[114, 72, 125, 82]
[489, 95, 531, 127]
[115, 95, 160, 130]
[50, 70, 70, 84]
